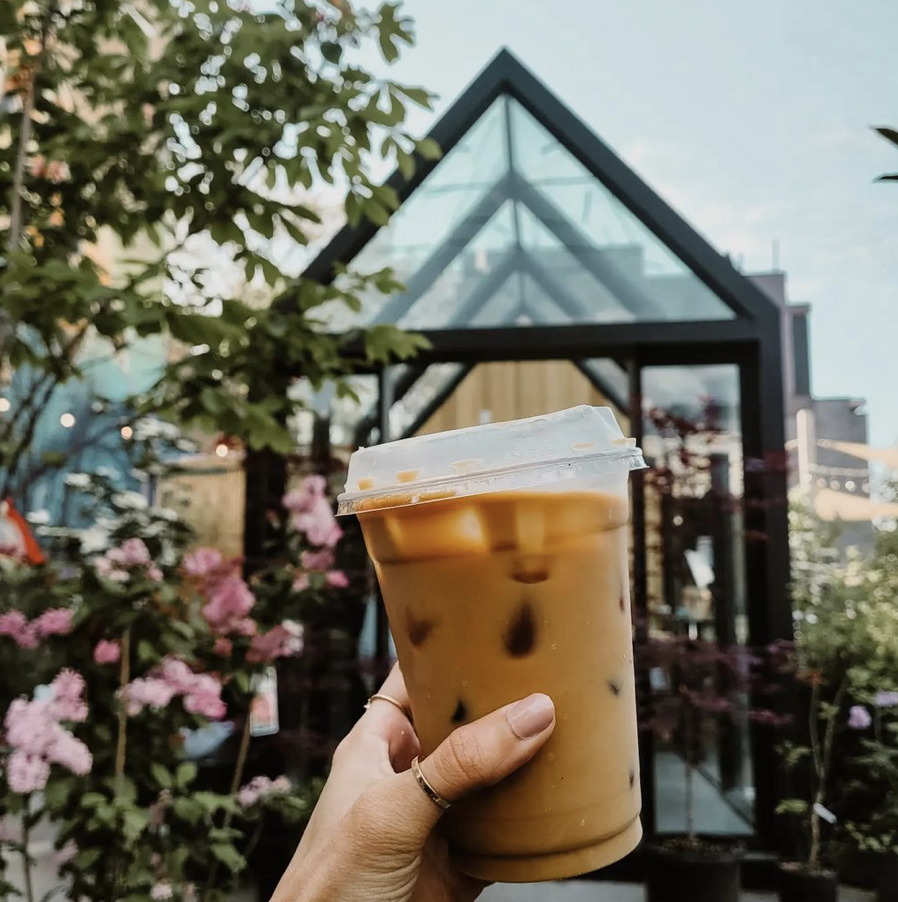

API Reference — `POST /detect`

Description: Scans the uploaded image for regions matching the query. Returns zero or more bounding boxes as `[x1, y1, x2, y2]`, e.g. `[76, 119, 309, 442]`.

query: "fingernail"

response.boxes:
[507, 693, 555, 739]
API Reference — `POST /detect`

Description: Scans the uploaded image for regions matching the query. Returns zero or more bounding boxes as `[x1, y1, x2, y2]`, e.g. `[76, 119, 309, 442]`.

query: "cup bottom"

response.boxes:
[453, 816, 643, 883]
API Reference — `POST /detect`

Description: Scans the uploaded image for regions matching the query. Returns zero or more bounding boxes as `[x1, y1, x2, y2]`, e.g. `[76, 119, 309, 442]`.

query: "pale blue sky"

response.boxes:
[377, 0, 898, 446]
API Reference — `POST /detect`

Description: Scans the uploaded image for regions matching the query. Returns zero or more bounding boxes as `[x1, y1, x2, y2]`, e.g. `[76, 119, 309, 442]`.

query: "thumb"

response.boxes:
[386, 693, 556, 847]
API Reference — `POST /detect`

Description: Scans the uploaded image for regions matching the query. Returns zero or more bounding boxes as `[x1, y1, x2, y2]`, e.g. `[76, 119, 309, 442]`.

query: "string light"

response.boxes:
[121, 426, 133, 439]
[215, 443, 229, 458]
[60, 413, 75, 428]
[0, 398, 9, 412]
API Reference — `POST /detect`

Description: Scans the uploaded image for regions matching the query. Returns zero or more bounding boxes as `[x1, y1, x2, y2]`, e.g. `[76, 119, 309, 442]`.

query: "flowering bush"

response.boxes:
[0, 467, 348, 901]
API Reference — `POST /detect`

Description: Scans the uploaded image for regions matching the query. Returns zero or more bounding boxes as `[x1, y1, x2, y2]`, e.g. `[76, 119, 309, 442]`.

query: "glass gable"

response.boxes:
[336, 95, 738, 329]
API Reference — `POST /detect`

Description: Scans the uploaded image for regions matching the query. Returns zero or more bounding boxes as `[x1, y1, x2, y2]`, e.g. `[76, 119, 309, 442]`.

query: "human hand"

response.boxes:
[271, 664, 555, 902]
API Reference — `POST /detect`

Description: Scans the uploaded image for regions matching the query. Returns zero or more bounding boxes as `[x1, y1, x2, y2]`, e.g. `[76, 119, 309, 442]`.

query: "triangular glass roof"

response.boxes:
[322, 93, 740, 331]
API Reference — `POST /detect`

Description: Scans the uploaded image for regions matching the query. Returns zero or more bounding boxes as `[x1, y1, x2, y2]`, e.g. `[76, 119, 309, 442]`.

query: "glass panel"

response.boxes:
[322, 94, 741, 330]
[508, 99, 735, 323]
[641, 364, 753, 835]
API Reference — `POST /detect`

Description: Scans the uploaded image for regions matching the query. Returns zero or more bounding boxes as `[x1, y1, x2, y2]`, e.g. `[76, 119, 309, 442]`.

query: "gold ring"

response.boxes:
[365, 693, 413, 722]
[411, 755, 451, 810]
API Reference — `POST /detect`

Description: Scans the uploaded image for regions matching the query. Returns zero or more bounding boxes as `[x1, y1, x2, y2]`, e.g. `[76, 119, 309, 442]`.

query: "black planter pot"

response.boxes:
[645, 839, 744, 902]
[778, 862, 839, 902]
[878, 855, 898, 902]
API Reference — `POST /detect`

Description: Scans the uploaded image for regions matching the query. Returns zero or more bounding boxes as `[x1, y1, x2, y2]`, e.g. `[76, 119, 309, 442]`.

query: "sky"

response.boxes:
[367, 0, 898, 447]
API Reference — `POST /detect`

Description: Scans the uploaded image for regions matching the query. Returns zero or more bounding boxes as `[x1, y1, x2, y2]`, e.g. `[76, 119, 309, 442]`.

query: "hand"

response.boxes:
[271, 664, 556, 902]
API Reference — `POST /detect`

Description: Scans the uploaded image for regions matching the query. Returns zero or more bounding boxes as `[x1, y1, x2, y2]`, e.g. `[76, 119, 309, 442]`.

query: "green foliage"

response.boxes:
[1, 0, 434, 501]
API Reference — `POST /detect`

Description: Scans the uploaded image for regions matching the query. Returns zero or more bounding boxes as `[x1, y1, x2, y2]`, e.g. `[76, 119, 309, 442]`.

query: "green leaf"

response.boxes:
[393, 85, 434, 109]
[415, 137, 442, 161]
[74, 848, 102, 869]
[173, 797, 204, 825]
[41, 451, 68, 467]
[80, 792, 107, 809]
[151, 763, 173, 789]
[362, 198, 390, 227]
[396, 149, 415, 180]
[210, 842, 247, 874]
[776, 799, 810, 817]
[176, 761, 198, 789]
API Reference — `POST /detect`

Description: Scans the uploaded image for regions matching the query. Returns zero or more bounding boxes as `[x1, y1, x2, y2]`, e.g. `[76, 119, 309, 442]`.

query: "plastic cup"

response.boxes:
[338, 406, 646, 882]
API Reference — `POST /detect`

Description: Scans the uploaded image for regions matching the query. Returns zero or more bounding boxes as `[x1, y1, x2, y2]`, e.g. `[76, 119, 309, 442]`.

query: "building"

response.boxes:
[749, 271, 873, 555]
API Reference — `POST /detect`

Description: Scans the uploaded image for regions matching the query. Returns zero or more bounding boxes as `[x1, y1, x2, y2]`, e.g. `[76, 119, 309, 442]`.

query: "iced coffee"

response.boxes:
[339, 407, 645, 882]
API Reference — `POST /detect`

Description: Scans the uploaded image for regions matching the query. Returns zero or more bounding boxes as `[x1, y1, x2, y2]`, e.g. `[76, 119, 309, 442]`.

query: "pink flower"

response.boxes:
[28, 155, 46, 178]
[93, 639, 121, 665]
[326, 570, 349, 588]
[46, 729, 92, 775]
[183, 547, 224, 579]
[0, 611, 27, 639]
[202, 575, 255, 634]
[301, 548, 334, 572]
[147, 564, 163, 582]
[7, 751, 50, 793]
[150, 882, 173, 901]
[123, 677, 177, 715]
[282, 475, 327, 514]
[16, 624, 39, 649]
[247, 625, 294, 664]
[54, 840, 77, 866]
[291, 572, 309, 592]
[35, 608, 73, 638]
[184, 691, 226, 720]
[116, 538, 151, 567]
[291, 496, 342, 548]
[48, 670, 88, 722]
[237, 775, 272, 808]
[212, 637, 233, 657]
[0, 611, 40, 648]
[95, 556, 128, 582]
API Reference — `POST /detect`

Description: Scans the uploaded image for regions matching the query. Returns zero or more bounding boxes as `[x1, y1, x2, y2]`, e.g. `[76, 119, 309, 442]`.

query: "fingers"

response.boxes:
[374, 693, 556, 849]
[362, 663, 419, 769]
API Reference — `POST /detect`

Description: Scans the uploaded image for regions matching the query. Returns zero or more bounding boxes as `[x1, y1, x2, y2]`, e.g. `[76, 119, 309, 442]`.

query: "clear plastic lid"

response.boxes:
[337, 405, 645, 516]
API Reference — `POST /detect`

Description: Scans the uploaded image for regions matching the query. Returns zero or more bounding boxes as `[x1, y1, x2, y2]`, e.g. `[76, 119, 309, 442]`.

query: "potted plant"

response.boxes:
[642, 635, 772, 902]
[775, 669, 846, 902]
[841, 689, 898, 902]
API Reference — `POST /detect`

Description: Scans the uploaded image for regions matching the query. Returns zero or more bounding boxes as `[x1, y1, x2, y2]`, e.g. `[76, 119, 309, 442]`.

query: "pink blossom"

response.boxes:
[159, 657, 195, 693]
[247, 625, 294, 664]
[202, 575, 255, 634]
[326, 570, 349, 588]
[16, 624, 39, 649]
[123, 677, 176, 715]
[184, 691, 226, 720]
[28, 155, 46, 178]
[53, 840, 77, 866]
[301, 548, 334, 572]
[291, 495, 342, 548]
[93, 639, 121, 665]
[0, 611, 28, 639]
[150, 882, 173, 901]
[7, 750, 50, 793]
[49, 670, 88, 722]
[147, 564, 163, 582]
[44, 160, 70, 183]
[95, 556, 128, 582]
[848, 705, 872, 730]
[291, 572, 309, 592]
[0, 611, 39, 649]
[237, 774, 291, 808]
[183, 547, 224, 579]
[115, 538, 151, 567]
[212, 637, 233, 656]
[281, 475, 327, 514]
[46, 729, 92, 775]
[35, 608, 74, 638]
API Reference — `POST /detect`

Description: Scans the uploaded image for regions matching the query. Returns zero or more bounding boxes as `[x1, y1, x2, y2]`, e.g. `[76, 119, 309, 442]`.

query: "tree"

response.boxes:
[0, 0, 433, 506]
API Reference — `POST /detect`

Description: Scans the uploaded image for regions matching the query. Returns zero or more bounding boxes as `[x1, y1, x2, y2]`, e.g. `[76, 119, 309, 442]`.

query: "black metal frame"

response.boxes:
[256, 47, 790, 854]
